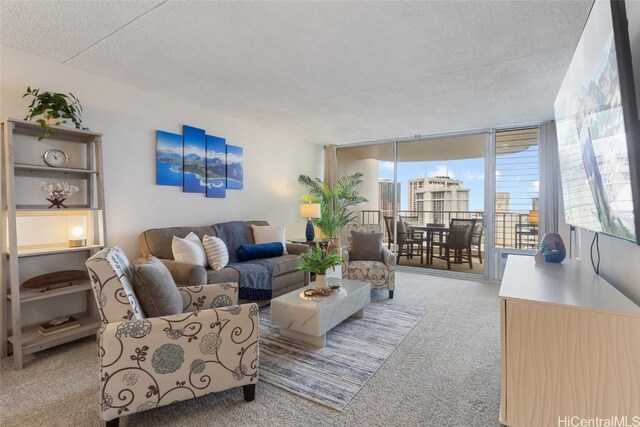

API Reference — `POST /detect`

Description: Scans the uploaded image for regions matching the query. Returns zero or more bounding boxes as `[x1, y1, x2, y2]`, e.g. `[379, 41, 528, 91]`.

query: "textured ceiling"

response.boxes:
[0, 1, 592, 144]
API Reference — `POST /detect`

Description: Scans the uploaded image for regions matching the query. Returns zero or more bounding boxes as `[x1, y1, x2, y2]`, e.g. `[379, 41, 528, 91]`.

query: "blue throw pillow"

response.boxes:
[237, 242, 284, 261]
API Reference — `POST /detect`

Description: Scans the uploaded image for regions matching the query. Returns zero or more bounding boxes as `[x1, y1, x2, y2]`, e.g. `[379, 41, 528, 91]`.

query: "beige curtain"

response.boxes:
[324, 145, 338, 188]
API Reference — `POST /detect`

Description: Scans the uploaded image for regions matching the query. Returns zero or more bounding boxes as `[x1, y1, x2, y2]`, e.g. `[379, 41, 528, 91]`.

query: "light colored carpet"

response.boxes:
[259, 303, 427, 410]
[0, 272, 502, 427]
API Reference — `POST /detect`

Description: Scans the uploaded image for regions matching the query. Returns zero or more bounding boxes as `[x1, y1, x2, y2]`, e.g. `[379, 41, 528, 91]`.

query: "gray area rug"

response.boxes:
[259, 302, 427, 410]
[0, 272, 501, 427]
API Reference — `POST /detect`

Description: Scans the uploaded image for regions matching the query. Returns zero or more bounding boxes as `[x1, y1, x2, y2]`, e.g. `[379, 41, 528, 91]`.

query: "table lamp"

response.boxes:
[528, 210, 539, 225]
[300, 203, 321, 242]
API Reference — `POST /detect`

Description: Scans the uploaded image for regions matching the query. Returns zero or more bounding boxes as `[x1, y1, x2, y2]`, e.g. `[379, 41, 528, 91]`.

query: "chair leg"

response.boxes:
[106, 419, 119, 427]
[478, 248, 483, 264]
[243, 384, 256, 402]
[468, 248, 473, 269]
[389, 290, 394, 299]
[446, 248, 451, 270]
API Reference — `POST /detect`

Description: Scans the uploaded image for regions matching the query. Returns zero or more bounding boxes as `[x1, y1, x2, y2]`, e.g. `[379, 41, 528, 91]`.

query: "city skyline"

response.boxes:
[378, 158, 485, 211]
[378, 145, 539, 214]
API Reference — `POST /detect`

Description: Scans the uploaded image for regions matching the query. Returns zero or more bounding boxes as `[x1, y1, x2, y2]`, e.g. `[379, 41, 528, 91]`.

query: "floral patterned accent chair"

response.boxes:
[341, 223, 396, 299]
[86, 247, 259, 427]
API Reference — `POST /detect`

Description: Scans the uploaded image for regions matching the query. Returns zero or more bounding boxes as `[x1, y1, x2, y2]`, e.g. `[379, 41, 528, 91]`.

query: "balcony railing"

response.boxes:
[360, 209, 538, 250]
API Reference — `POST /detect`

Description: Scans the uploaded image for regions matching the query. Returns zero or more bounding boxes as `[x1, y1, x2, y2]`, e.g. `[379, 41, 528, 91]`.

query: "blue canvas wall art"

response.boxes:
[156, 130, 183, 186]
[206, 135, 226, 198]
[226, 145, 243, 190]
[182, 125, 207, 193]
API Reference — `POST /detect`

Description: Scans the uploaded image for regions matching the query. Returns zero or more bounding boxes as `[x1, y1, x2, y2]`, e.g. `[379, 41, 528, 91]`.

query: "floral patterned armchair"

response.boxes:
[86, 247, 258, 427]
[341, 223, 396, 298]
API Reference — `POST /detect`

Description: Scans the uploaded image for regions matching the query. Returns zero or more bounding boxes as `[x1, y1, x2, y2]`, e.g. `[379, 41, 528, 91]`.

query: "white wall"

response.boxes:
[1, 47, 324, 260]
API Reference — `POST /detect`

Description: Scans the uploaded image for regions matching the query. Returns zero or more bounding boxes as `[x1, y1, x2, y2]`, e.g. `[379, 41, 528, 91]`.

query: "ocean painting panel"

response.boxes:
[226, 145, 244, 190]
[156, 130, 183, 186]
[206, 135, 226, 198]
[183, 125, 207, 193]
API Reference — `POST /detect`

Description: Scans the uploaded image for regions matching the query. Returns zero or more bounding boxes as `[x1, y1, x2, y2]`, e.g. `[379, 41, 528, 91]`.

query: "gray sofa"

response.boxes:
[138, 221, 308, 299]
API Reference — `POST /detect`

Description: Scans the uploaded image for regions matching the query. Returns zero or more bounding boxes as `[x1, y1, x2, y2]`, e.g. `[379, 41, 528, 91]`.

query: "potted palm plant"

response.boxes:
[296, 245, 342, 289]
[298, 173, 367, 246]
[23, 87, 88, 140]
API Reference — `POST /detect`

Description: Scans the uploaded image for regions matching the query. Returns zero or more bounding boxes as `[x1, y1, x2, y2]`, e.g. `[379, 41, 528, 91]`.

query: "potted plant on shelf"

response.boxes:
[296, 245, 343, 289]
[23, 87, 88, 140]
[297, 173, 367, 247]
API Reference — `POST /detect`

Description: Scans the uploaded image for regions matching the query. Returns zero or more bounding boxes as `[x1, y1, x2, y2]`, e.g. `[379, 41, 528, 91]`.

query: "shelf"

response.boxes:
[8, 280, 92, 303]
[16, 208, 99, 215]
[14, 163, 97, 175]
[16, 244, 103, 257]
[8, 314, 100, 356]
[6, 118, 102, 143]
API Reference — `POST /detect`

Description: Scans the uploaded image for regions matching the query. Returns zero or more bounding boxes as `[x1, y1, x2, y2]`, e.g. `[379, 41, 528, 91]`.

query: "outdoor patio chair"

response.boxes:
[471, 221, 484, 264]
[430, 218, 477, 269]
[383, 216, 425, 263]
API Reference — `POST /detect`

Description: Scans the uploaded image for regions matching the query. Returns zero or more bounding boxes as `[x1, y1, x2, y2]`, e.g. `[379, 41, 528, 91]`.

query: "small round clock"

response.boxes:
[43, 149, 69, 167]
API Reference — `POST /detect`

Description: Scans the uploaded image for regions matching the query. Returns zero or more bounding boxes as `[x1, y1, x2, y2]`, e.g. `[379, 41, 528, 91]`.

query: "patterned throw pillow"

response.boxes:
[350, 231, 384, 261]
[202, 235, 229, 270]
[251, 224, 288, 254]
[171, 232, 207, 267]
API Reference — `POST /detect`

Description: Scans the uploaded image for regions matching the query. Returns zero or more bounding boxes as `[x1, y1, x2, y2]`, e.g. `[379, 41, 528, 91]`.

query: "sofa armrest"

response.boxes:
[161, 259, 207, 286]
[98, 303, 259, 422]
[286, 243, 309, 256]
[179, 283, 239, 312]
[382, 247, 396, 270]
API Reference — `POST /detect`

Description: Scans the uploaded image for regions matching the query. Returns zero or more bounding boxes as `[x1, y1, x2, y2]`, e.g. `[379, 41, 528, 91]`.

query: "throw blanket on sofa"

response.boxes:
[214, 221, 273, 300]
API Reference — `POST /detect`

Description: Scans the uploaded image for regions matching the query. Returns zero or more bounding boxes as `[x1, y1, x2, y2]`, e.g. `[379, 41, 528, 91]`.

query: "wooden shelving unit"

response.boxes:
[1, 118, 106, 370]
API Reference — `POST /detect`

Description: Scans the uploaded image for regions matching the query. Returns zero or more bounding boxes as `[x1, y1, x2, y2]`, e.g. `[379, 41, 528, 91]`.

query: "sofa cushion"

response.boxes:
[202, 235, 229, 270]
[237, 242, 284, 262]
[140, 226, 216, 259]
[251, 224, 288, 254]
[172, 232, 207, 267]
[350, 231, 384, 262]
[132, 256, 183, 317]
[266, 254, 301, 277]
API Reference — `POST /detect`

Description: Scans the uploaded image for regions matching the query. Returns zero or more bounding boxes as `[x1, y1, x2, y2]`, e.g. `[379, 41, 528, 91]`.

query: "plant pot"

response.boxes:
[314, 274, 326, 289]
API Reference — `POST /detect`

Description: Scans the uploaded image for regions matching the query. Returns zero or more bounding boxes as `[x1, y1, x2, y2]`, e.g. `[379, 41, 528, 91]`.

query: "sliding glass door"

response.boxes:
[335, 126, 540, 280]
[394, 134, 487, 275]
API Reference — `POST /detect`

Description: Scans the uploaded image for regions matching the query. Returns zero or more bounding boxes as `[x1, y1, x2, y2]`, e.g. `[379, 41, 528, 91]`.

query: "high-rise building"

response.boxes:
[496, 192, 510, 212]
[408, 176, 469, 224]
[378, 179, 400, 214]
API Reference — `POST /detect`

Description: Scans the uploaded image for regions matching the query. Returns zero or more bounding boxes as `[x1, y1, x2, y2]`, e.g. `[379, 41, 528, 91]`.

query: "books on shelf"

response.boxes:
[37, 317, 80, 336]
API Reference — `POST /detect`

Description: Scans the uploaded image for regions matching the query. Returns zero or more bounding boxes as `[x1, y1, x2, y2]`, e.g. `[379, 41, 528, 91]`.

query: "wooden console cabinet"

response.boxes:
[499, 256, 640, 427]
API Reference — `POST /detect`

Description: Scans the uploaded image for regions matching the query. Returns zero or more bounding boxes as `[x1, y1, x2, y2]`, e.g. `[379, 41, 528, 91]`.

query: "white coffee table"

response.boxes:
[270, 279, 371, 347]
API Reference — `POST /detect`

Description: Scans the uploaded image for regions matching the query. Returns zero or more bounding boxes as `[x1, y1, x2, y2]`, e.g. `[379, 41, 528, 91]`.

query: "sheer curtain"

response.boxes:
[538, 121, 560, 234]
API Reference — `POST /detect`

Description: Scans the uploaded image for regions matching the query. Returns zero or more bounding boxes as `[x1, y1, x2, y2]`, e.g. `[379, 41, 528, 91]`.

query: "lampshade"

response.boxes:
[528, 210, 539, 225]
[300, 203, 321, 219]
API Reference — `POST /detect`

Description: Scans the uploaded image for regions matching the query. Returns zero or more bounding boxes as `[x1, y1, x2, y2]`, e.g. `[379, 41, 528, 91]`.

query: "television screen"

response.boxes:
[554, 0, 639, 244]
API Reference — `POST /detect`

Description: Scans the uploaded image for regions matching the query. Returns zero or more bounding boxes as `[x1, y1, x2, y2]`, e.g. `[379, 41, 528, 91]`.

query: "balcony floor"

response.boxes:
[396, 251, 485, 275]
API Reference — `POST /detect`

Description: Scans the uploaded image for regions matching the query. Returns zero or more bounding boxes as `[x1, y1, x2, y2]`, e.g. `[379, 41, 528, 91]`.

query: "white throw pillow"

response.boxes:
[202, 235, 229, 270]
[171, 232, 207, 267]
[251, 224, 288, 254]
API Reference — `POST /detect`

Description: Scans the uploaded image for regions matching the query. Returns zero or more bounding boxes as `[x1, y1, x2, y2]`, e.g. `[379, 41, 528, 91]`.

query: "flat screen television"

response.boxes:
[554, 0, 640, 245]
